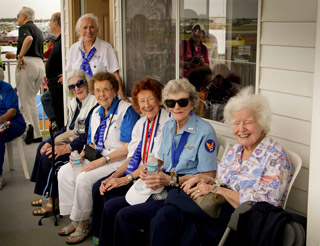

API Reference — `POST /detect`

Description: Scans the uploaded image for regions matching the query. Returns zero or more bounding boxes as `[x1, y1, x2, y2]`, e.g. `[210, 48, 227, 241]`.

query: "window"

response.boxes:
[122, 0, 176, 94]
[122, 0, 258, 122]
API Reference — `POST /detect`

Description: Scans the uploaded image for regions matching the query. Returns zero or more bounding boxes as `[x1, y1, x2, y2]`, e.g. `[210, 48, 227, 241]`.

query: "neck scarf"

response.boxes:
[80, 47, 96, 77]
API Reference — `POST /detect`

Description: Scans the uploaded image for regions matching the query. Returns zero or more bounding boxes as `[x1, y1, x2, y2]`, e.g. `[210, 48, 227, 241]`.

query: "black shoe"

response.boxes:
[32, 137, 43, 143]
[24, 124, 34, 144]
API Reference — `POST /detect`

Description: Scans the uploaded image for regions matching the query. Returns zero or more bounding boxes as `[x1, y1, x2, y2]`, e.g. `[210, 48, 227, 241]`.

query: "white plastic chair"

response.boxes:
[6, 136, 30, 179]
[218, 149, 303, 245]
[283, 149, 302, 209]
[216, 135, 230, 162]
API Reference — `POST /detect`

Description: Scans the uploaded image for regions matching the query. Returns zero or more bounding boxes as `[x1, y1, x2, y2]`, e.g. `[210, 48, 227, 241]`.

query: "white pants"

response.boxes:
[0, 67, 4, 81]
[58, 159, 121, 221]
[15, 57, 44, 139]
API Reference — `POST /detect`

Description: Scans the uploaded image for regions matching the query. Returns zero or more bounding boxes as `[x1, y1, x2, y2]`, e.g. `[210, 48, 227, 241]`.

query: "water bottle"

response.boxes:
[71, 150, 81, 166]
[146, 153, 158, 175]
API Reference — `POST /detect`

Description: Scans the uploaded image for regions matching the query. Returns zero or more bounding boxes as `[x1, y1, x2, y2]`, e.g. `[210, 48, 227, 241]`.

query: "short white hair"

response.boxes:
[21, 6, 35, 21]
[66, 70, 90, 98]
[75, 13, 99, 38]
[162, 78, 199, 110]
[223, 86, 272, 135]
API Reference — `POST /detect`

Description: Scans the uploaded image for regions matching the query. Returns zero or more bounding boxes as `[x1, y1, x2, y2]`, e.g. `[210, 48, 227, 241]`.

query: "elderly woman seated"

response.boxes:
[57, 72, 140, 245]
[90, 78, 170, 245]
[0, 80, 26, 190]
[99, 78, 218, 246]
[30, 69, 97, 215]
[150, 87, 293, 246]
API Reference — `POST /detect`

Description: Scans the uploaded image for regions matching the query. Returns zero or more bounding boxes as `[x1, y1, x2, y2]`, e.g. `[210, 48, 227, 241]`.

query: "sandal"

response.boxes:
[31, 198, 43, 206]
[66, 227, 89, 245]
[32, 202, 59, 216]
[58, 221, 79, 236]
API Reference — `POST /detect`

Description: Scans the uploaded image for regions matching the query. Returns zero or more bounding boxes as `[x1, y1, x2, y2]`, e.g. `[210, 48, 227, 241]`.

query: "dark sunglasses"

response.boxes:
[165, 98, 190, 108]
[68, 79, 86, 91]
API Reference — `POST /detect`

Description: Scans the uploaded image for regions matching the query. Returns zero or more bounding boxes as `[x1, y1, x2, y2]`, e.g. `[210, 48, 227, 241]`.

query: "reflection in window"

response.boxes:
[122, 0, 176, 94]
[180, 0, 258, 122]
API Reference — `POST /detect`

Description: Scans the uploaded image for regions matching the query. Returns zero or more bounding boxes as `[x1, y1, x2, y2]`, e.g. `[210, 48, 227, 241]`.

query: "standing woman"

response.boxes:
[57, 72, 140, 245]
[100, 78, 218, 246]
[65, 13, 125, 97]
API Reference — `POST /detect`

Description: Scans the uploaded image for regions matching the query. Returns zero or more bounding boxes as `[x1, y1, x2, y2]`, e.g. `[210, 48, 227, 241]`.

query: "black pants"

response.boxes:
[47, 77, 64, 130]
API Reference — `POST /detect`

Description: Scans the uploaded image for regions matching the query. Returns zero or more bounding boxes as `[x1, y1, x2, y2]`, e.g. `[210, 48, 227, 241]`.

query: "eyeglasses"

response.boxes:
[68, 79, 86, 91]
[138, 97, 155, 105]
[165, 98, 190, 108]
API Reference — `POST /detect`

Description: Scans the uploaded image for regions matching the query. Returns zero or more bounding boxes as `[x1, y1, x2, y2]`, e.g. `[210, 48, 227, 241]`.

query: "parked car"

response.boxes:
[0, 36, 18, 46]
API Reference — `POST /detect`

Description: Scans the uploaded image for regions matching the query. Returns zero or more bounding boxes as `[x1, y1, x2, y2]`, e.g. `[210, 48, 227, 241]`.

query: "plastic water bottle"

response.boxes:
[71, 150, 81, 166]
[71, 150, 82, 179]
[146, 153, 158, 175]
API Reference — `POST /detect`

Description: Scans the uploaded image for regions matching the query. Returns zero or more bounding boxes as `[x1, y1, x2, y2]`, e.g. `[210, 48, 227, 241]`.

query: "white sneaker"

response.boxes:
[0, 176, 6, 190]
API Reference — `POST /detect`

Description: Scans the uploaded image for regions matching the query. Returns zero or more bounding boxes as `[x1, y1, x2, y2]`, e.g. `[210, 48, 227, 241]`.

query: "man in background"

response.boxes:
[44, 12, 64, 130]
[43, 33, 56, 59]
[6, 6, 45, 144]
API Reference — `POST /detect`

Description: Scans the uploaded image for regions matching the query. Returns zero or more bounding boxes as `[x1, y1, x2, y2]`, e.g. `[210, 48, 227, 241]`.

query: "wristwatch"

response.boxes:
[127, 173, 135, 182]
[210, 185, 219, 193]
[169, 175, 179, 187]
[104, 155, 110, 164]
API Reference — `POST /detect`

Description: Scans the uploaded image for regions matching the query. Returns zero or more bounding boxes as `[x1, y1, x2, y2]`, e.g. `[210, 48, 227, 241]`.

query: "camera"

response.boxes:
[192, 56, 201, 64]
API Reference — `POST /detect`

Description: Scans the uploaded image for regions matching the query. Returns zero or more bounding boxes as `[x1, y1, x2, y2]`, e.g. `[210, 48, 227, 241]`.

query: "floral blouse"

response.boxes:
[217, 136, 292, 207]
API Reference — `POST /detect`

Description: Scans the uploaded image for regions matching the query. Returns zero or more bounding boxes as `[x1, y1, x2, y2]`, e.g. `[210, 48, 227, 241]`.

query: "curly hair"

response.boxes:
[89, 72, 119, 95]
[223, 86, 272, 135]
[131, 78, 162, 114]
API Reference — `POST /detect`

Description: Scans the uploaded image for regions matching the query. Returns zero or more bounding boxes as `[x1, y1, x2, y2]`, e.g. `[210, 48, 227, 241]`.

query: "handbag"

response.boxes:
[84, 144, 103, 161]
[194, 192, 226, 218]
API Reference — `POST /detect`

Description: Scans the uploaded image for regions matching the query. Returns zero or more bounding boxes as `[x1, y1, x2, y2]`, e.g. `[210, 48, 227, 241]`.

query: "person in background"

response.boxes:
[150, 87, 292, 245]
[43, 33, 56, 59]
[45, 12, 64, 131]
[5, 6, 45, 144]
[0, 80, 26, 190]
[65, 13, 125, 98]
[0, 47, 4, 81]
[180, 23, 210, 78]
[57, 72, 139, 245]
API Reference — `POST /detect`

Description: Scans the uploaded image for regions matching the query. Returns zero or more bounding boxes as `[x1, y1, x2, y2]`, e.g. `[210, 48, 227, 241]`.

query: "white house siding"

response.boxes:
[258, 0, 318, 216]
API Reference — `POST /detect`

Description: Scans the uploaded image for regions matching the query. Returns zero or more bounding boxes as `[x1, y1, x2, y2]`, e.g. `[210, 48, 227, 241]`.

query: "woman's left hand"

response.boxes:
[189, 183, 214, 200]
[104, 177, 130, 192]
[144, 171, 170, 190]
[81, 157, 104, 172]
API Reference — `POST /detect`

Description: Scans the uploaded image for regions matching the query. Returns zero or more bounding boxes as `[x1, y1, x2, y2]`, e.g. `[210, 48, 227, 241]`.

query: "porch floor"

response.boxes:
[0, 136, 92, 246]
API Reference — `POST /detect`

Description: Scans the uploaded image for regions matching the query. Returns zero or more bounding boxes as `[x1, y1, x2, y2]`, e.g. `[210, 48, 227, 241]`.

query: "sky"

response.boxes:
[0, 0, 60, 19]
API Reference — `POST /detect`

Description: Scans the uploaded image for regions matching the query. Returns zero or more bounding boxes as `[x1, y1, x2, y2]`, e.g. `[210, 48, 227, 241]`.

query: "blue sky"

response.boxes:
[0, 0, 60, 19]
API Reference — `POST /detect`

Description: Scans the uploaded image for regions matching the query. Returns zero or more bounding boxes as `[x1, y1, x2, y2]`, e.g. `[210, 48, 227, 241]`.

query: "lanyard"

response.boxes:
[141, 110, 162, 163]
[171, 131, 190, 170]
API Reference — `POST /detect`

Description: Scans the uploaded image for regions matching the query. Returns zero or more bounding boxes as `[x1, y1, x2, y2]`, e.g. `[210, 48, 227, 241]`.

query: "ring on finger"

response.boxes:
[108, 183, 112, 187]
[197, 189, 200, 193]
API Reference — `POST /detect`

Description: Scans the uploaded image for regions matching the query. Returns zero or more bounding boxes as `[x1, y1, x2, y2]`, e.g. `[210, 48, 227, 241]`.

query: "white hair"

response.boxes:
[162, 78, 199, 110]
[66, 70, 90, 98]
[75, 13, 99, 38]
[223, 86, 272, 135]
[21, 6, 35, 21]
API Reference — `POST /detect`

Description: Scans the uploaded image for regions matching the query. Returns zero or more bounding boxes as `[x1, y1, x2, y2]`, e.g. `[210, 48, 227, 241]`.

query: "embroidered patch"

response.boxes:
[204, 139, 215, 153]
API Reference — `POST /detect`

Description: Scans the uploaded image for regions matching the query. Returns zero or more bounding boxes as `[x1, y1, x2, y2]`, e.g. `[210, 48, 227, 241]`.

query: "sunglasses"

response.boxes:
[165, 98, 190, 108]
[68, 79, 86, 91]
